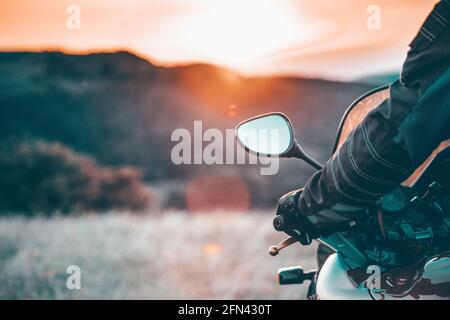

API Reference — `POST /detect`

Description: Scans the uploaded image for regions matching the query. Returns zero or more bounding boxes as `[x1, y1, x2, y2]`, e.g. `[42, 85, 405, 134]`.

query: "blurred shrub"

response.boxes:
[154, 180, 186, 210]
[0, 140, 152, 215]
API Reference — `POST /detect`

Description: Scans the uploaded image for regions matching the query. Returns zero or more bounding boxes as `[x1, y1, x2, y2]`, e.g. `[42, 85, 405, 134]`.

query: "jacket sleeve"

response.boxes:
[298, 0, 450, 222]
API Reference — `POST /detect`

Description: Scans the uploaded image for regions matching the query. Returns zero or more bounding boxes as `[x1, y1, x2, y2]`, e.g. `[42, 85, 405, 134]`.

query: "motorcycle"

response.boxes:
[235, 86, 450, 300]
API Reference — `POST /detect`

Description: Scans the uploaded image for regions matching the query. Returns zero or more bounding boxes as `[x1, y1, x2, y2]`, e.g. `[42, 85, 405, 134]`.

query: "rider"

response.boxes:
[277, 1, 450, 240]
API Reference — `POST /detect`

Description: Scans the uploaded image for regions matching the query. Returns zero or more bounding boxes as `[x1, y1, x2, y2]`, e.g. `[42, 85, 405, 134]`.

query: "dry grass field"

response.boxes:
[0, 211, 318, 299]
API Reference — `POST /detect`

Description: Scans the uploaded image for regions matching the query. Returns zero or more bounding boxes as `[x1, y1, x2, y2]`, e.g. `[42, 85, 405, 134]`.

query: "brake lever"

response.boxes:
[269, 236, 297, 256]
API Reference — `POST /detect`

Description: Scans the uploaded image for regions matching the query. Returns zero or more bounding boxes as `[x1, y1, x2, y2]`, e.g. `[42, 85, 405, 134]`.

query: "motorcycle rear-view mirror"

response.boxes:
[235, 113, 294, 157]
[235, 112, 324, 170]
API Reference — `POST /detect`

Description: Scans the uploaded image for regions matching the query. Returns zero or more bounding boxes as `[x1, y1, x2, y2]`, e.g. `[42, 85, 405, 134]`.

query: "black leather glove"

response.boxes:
[274, 189, 320, 245]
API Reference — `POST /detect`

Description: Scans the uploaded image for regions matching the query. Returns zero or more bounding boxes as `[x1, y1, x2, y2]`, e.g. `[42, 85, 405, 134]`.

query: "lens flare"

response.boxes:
[185, 175, 250, 213]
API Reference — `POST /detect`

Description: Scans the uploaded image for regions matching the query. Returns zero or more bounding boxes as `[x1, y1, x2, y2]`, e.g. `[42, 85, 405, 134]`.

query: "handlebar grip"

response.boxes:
[273, 214, 314, 245]
[273, 216, 285, 231]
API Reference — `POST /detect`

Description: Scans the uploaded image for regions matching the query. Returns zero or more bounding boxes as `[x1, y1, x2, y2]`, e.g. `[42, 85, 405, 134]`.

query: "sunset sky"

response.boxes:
[0, 0, 437, 80]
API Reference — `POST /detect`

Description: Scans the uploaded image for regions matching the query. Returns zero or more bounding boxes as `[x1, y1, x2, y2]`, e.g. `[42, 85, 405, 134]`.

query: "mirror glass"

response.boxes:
[236, 114, 293, 156]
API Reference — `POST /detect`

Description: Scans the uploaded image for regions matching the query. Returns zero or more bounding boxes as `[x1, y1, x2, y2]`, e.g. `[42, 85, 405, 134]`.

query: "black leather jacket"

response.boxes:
[299, 0, 450, 226]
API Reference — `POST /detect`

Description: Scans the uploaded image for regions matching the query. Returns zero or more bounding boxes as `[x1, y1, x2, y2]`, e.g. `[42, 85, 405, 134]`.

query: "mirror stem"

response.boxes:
[289, 140, 324, 171]
[303, 154, 324, 171]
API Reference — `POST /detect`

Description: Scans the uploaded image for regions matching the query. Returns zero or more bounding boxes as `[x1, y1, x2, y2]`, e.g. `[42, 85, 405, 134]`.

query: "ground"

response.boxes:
[0, 211, 318, 299]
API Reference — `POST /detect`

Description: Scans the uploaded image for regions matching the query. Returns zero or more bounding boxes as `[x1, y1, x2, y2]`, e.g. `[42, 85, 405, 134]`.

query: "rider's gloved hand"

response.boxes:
[275, 189, 320, 244]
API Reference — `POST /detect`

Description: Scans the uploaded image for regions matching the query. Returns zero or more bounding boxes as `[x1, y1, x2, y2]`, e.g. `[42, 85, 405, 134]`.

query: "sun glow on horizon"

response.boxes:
[147, 0, 326, 71]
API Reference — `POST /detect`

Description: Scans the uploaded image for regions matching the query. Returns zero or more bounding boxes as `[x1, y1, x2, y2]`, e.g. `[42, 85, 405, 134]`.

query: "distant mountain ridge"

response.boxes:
[358, 72, 399, 86]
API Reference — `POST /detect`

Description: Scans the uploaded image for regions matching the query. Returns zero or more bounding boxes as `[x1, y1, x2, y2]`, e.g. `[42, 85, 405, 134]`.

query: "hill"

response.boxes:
[0, 51, 377, 208]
